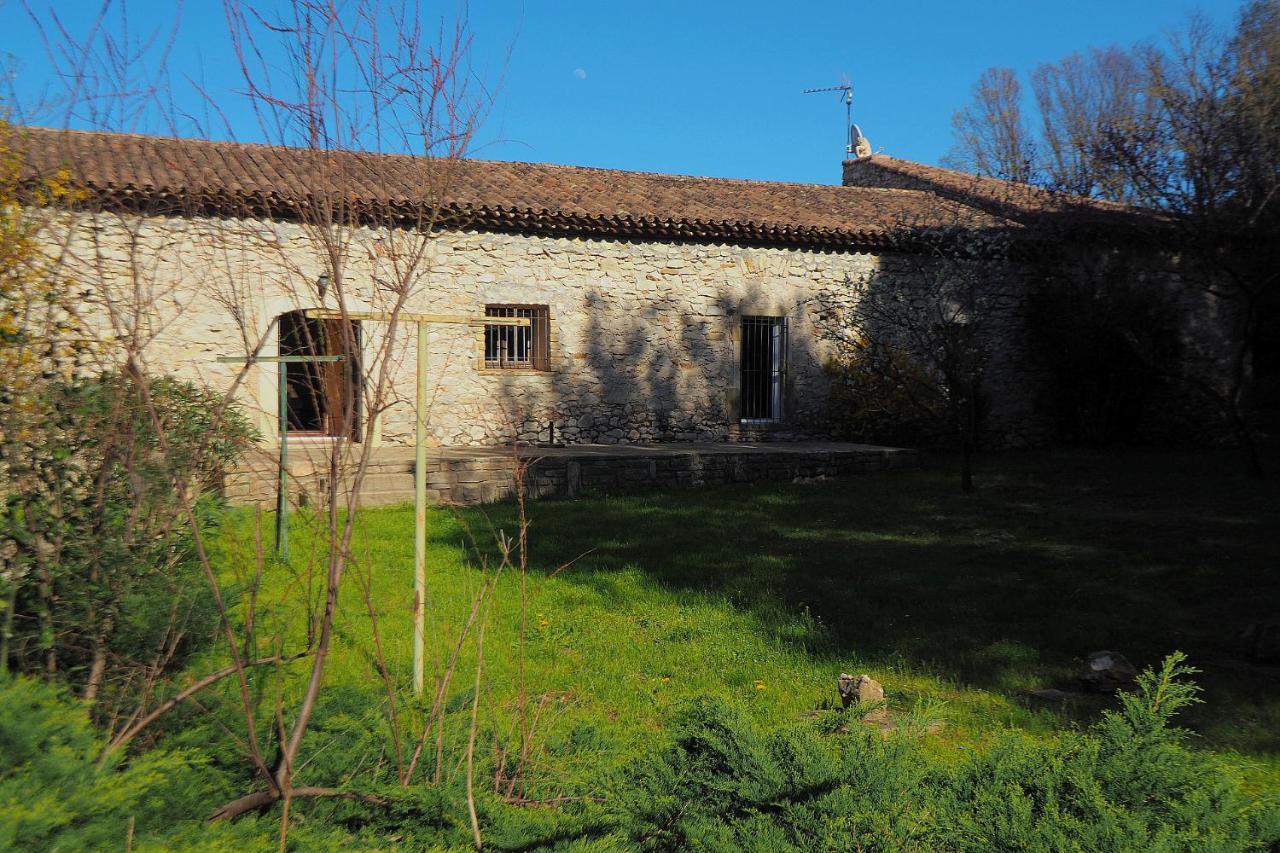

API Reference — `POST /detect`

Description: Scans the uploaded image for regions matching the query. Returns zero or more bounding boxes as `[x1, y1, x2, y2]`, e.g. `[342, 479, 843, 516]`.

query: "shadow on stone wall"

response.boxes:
[488, 278, 832, 447]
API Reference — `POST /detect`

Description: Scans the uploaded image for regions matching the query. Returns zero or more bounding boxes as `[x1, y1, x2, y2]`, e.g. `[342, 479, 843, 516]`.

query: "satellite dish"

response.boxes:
[850, 123, 872, 159]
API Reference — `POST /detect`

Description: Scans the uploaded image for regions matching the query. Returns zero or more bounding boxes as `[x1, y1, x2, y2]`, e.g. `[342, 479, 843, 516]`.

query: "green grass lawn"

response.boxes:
[213, 448, 1280, 812]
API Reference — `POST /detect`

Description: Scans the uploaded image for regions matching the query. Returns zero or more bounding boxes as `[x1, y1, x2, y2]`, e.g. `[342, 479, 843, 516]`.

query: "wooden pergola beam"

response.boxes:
[306, 309, 530, 326]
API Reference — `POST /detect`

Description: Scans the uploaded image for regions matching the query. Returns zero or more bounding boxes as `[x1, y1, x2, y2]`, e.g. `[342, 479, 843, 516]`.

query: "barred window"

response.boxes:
[484, 305, 550, 370]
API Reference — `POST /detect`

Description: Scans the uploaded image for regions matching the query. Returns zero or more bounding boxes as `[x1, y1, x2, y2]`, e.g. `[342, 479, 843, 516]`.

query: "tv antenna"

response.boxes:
[803, 77, 871, 158]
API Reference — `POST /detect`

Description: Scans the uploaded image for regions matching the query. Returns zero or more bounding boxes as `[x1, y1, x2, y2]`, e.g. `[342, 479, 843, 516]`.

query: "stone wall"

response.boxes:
[50, 210, 898, 447]
[810, 251, 1052, 449]
[373, 231, 880, 446]
[49, 208, 1228, 452]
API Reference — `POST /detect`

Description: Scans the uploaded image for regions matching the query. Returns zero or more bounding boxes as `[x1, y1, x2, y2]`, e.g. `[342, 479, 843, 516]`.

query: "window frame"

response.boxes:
[738, 314, 787, 423]
[481, 304, 552, 372]
[277, 309, 363, 440]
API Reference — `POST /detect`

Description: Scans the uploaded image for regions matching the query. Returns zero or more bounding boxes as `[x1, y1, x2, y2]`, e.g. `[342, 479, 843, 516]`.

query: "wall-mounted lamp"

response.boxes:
[317, 273, 330, 301]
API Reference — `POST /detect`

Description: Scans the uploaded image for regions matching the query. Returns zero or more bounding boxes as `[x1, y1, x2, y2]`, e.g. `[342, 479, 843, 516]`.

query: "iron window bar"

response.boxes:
[740, 315, 786, 423]
[484, 305, 549, 369]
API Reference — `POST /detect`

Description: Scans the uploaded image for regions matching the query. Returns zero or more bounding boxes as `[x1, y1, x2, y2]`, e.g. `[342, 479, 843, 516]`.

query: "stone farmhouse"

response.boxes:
[11, 127, 1221, 502]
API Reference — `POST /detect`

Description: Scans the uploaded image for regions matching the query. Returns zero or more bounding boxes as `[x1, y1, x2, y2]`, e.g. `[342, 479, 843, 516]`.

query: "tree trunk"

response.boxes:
[83, 643, 107, 702]
[37, 559, 55, 678]
[960, 381, 978, 494]
[1230, 404, 1264, 480]
[0, 579, 16, 675]
[83, 585, 108, 702]
[1225, 302, 1264, 479]
[1226, 341, 1264, 480]
[208, 787, 388, 823]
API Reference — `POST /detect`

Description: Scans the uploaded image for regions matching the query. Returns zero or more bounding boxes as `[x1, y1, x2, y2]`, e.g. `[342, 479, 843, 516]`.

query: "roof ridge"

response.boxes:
[849, 154, 1048, 192]
[18, 124, 950, 193]
[844, 152, 1134, 212]
[13, 125, 1144, 253]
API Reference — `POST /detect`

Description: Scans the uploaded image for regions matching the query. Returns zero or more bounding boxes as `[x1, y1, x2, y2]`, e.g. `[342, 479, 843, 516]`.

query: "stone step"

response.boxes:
[356, 490, 416, 508]
[354, 472, 416, 494]
[360, 461, 415, 475]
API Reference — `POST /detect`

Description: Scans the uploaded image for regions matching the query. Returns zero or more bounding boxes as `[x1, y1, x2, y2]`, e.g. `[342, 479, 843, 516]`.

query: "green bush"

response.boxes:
[5, 644, 1272, 851]
[0, 675, 224, 851]
[1, 373, 256, 721]
[611, 654, 1279, 851]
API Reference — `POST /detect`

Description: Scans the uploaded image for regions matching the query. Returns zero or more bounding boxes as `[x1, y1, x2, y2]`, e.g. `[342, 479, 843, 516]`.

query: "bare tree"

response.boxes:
[12, 0, 519, 843]
[944, 67, 1037, 184]
[11, 0, 301, 793]
[1031, 46, 1148, 200]
[203, 0, 494, 824]
[949, 3, 1280, 475]
[820, 195, 1015, 493]
[1097, 8, 1280, 476]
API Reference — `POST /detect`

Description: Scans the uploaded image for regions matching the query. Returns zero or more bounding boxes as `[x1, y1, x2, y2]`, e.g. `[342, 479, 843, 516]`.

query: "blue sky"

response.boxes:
[2, 0, 1245, 185]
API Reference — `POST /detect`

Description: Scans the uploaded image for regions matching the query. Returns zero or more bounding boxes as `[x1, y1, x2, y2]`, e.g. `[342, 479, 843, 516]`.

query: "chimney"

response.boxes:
[842, 155, 940, 192]
[841, 125, 875, 186]
[842, 156, 880, 187]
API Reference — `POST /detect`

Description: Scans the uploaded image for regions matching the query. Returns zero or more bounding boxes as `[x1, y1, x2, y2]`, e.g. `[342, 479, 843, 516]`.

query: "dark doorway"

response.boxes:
[740, 315, 786, 422]
[278, 310, 362, 439]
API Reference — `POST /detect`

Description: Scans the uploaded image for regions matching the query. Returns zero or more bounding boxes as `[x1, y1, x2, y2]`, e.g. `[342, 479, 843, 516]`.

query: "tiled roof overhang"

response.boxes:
[58, 182, 1025, 256]
[12, 126, 1102, 257]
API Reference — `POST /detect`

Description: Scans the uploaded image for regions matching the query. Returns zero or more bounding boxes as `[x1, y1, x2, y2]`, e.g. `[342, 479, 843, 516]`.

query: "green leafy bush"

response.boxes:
[7, 636, 1271, 850]
[611, 654, 1279, 851]
[0, 675, 224, 851]
[1, 373, 256, 721]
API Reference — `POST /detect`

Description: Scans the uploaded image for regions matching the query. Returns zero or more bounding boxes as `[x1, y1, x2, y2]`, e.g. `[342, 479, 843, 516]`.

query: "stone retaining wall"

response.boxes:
[439, 445, 917, 506]
[225, 443, 918, 507]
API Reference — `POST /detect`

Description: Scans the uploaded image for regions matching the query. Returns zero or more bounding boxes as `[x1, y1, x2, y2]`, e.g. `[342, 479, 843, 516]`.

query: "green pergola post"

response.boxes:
[217, 353, 345, 561]
[304, 309, 529, 695]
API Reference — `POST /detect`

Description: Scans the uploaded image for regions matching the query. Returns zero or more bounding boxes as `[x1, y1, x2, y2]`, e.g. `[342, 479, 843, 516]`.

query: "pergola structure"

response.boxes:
[215, 352, 345, 562]
[305, 309, 530, 695]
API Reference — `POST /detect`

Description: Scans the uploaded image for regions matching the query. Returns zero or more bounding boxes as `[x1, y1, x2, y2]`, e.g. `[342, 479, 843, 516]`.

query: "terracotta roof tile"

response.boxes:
[12, 126, 1047, 251]
[841, 155, 1141, 227]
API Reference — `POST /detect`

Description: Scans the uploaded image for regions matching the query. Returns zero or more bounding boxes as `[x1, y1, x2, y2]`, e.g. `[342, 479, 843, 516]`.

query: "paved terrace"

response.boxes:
[227, 441, 918, 508]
